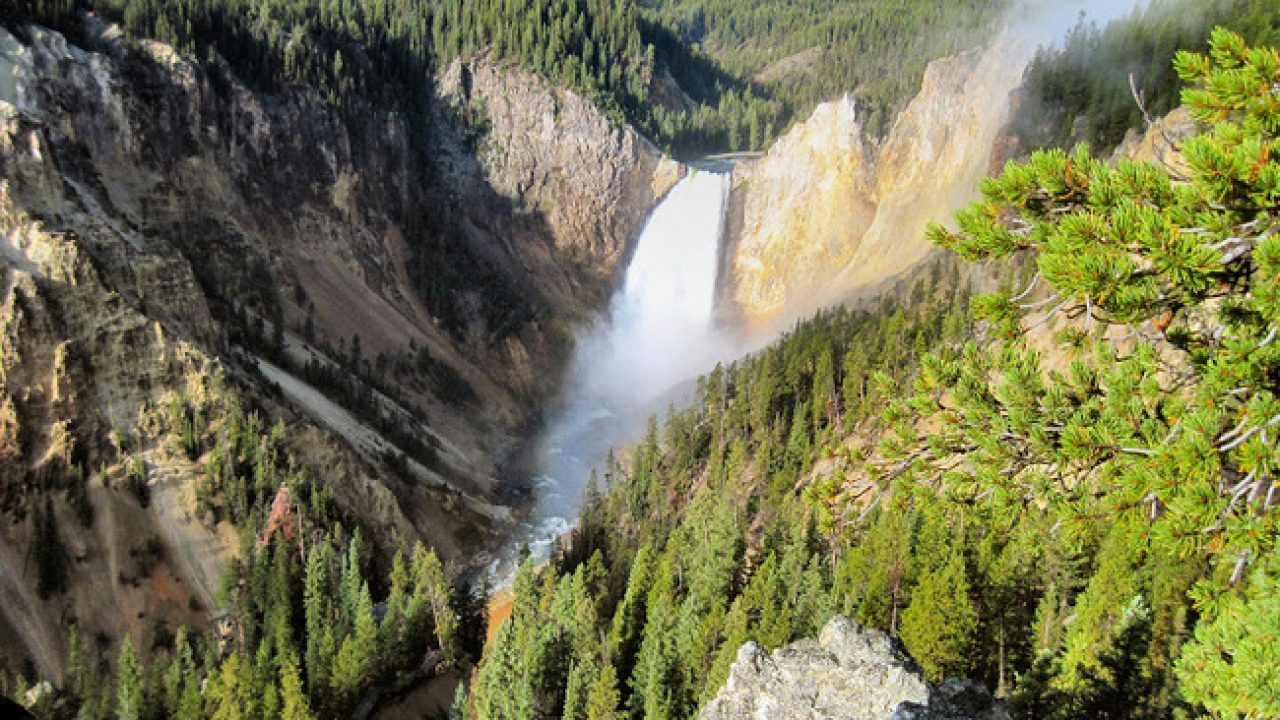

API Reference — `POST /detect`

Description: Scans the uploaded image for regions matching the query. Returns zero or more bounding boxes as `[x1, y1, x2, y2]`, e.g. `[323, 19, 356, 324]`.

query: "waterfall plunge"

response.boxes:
[580, 169, 733, 413]
[495, 169, 735, 576]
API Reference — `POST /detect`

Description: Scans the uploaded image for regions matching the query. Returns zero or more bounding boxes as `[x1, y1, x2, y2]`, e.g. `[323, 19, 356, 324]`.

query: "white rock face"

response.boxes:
[729, 95, 874, 323]
[700, 616, 1008, 720]
[0, 28, 33, 111]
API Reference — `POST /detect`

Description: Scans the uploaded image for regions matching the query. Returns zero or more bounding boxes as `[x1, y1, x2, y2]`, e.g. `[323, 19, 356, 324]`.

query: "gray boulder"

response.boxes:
[700, 616, 1008, 720]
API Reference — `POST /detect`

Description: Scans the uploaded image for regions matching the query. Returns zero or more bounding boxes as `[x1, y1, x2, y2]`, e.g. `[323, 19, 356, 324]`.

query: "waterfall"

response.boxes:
[580, 169, 732, 413]
[492, 168, 734, 577]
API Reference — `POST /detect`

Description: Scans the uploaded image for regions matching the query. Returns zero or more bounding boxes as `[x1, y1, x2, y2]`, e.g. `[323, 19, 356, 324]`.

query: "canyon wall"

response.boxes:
[726, 31, 1038, 329]
[0, 18, 675, 677]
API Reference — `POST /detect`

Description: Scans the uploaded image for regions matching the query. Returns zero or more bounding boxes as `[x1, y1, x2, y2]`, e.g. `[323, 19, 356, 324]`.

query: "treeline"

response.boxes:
[56, 527, 470, 720]
[1010, 0, 1280, 152]
[2, 0, 648, 119]
[638, 0, 1009, 139]
[0, 0, 759, 152]
[472, 256, 985, 719]
[1, 0, 1013, 153]
[5, 377, 480, 719]
[471, 30, 1280, 720]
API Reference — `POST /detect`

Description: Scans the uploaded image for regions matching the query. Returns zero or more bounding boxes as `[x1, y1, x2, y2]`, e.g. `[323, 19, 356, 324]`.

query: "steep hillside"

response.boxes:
[0, 15, 676, 686]
[1006, 0, 1280, 154]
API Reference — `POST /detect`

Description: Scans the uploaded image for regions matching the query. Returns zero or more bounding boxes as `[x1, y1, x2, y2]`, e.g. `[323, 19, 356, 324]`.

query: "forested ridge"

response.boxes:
[1, 0, 1011, 153]
[2, 0, 654, 132]
[15, 0, 1274, 160]
[638, 0, 1009, 140]
[1011, 0, 1280, 153]
[471, 29, 1280, 720]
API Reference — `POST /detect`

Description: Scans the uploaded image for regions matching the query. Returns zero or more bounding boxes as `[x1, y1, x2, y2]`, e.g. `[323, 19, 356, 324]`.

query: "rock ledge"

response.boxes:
[700, 616, 1008, 720]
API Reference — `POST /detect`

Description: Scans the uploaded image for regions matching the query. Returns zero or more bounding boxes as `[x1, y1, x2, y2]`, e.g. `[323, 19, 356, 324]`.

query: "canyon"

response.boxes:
[0, 0, 1159, 699]
[0, 17, 676, 679]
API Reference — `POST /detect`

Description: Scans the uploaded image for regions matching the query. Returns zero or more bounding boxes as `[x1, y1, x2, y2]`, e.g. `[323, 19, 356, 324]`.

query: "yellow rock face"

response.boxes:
[730, 30, 1039, 329]
[1112, 106, 1196, 172]
[732, 96, 875, 322]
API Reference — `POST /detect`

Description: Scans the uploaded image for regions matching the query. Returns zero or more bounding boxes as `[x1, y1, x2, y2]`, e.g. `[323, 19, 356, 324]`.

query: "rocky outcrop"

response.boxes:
[1112, 106, 1197, 172]
[726, 31, 1038, 329]
[700, 616, 1007, 720]
[894, 679, 1013, 720]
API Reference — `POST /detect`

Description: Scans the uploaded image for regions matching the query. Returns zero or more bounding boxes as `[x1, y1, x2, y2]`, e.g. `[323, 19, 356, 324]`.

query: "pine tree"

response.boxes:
[899, 552, 977, 683]
[278, 652, 316, 720]
[66, 624, 87, 703]
[1072, 597, 1158, 720]
[206, 654, 251, 720]
[1177, 542, 1280, 718]
[329, 580, 376, 710]
[449, 681, 469, 720]
[115, 637, 143, 720]
[584, 662, 621, 720]
[303, 539, 335, 698]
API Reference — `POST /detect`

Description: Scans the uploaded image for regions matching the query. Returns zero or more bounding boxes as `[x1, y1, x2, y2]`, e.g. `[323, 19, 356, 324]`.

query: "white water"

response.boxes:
[491, 169, 734, 579]
[579, 170, 733, 413]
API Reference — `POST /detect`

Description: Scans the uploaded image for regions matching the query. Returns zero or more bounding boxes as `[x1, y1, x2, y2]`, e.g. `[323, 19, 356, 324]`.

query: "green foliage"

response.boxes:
[914, 27, 1280, 714]
[36, 377, 470, 720]
[639, 0, 1010, 140]
[115, 637, 143, 720]
[476, 29, 1280, 720]
[925, 29, 1280, 569]
[1011, 0, 1280, 152]
[899, 552, 977, 683]
[14, 15, 1280, 720]
[5, 0, 1015, 154]
[1177, 541, 1280, 718]
[72, 525, 462, 720]
[475, 253, 981, 719]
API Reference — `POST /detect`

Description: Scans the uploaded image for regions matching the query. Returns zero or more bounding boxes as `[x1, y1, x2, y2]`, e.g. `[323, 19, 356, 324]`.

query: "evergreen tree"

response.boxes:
[1177, 542, 1280, 718]
[115, 638, 143, 720]
[279, 652, 316, 720]
[584, 663, 621, 720]
[899, 552, 977, 683]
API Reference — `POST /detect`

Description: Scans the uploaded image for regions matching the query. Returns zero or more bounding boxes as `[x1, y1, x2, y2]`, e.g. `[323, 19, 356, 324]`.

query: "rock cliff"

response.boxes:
[726, 31, 1037, 329]
[700, 616, 1008, 720]
[726, 97, 874, 325]
[0, 17, 675, 678]
[437, 58, 682, 291]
